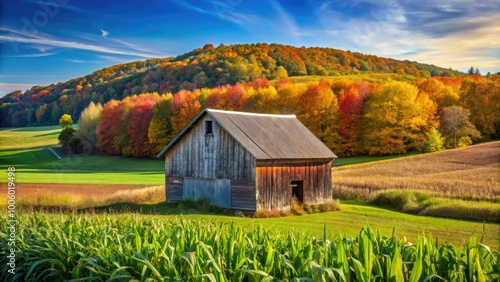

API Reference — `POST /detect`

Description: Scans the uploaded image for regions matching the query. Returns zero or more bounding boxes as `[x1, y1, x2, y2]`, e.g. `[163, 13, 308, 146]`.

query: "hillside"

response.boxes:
[0, 43, 463, 127]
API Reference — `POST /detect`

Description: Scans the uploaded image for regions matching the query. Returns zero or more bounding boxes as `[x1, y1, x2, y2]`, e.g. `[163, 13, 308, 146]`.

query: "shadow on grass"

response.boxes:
[34, 132, 59, 137]
[78, 200, 232, 216]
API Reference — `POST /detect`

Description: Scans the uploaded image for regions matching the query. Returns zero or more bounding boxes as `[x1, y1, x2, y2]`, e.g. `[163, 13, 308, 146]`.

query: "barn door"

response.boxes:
[291, 180, 303, 203]
[183, 178, 231, 208]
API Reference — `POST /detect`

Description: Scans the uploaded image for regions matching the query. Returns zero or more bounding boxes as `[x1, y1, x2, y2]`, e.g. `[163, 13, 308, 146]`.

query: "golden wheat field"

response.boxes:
[332, 142, 500, 202]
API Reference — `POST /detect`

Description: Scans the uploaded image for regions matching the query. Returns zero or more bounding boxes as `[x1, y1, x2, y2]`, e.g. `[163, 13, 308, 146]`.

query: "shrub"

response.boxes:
[254, 210, 286, 218]
[369, 190, 500, 222]
[423, 128, 444, 152]
[290, 197, 305, 215]
[318, 200, 341, 212]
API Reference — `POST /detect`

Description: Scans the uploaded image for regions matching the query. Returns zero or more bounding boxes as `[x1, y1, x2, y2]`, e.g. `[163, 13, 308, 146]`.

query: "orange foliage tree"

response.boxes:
[298, 80, 340, 150]
[362, 82, 438, 155]
[171, 89, 201, 135]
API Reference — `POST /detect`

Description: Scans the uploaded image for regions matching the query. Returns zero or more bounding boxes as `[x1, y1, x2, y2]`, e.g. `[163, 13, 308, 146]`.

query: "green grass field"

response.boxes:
[0, 126, 164, 184]
[0, 125, 61, 150]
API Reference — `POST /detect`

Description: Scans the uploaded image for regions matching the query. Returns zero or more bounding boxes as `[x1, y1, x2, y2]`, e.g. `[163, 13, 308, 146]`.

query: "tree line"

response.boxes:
[61, 74, 499, 158]
[1, 43, 464, 128]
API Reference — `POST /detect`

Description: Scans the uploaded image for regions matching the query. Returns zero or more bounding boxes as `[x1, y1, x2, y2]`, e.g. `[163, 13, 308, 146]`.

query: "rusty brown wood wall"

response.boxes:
[255, 161, 332, 210]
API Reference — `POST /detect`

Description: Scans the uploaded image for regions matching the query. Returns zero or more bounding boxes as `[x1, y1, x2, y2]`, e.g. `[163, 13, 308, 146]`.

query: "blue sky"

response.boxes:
[1, 0, 499, 96]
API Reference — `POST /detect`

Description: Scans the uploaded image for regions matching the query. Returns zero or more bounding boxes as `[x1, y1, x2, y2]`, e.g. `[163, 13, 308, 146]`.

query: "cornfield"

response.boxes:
[1, 213, 498, 281]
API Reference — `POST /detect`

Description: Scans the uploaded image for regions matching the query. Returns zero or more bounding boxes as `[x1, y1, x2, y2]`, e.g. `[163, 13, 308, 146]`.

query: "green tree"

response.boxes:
[58, 127, 82, 154]
[77, 102, 103, 153]
[467, 66, 475, 75]
[59, 114, 73, 128]
[423, 128, 444, 152]
[50, 103, 62, 124]
[440, 105, 480, 148]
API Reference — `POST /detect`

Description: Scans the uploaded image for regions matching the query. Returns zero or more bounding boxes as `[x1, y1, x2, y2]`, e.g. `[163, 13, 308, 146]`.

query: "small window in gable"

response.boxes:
[205, 120, 213, 135]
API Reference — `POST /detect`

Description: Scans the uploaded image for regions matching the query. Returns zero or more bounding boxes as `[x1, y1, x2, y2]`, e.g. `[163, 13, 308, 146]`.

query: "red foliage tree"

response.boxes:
[97, 100, 123, 155]
[225, 83, 247, 110]
[127, 93, 162, 157]
[338, 87, 364, 155]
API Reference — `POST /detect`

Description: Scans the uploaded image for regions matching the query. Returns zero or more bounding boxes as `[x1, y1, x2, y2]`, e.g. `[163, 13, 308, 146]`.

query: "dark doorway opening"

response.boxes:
[291, 180, 304, 203]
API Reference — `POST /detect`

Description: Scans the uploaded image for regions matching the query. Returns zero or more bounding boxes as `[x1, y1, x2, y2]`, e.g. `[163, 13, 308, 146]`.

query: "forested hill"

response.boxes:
[1, 43, 463, 127]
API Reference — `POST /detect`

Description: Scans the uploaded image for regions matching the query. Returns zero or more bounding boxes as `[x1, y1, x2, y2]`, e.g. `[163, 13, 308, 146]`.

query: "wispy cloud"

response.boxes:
[20, 0, 89, 14]
[173, 0, 311, 38]
[269, 0, 312, 37]
[0, 27, 168, 59]
[316, 0, 500, 72]
[100, 29, 109, 38]
[11, 52, 55, 58]
[65, 59, 85, 63]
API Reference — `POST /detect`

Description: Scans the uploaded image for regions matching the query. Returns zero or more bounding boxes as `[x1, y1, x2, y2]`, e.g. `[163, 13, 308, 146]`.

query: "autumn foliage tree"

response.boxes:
[59, 114, 73, 128]
[77, 102, 103, 153]
[460, 75, 500, 137]
[126, 93, 162, 157]
[298, 80, 340, 150]
[362, 82, 437, 155]
[440, 105, 481, 148]
[97, 100, 123, 155]
[338, 87, 364, 155]
[171, 89, 201, 135]
[148, 94, 174, 153]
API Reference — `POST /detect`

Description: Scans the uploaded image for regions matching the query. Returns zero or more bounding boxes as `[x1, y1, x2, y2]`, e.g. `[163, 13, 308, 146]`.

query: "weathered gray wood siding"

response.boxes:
[183, 178, 231, 207]
[230, 180, 256, 210]
[166, 176, 183, 202]
[165, 115, 256, 180]
[255, 161, 332, 211]
[165, 114, 256, 209]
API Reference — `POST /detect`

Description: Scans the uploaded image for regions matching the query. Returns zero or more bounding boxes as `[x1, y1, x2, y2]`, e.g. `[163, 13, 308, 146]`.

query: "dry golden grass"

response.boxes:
[332, 142, 500, 202]
[0, 183, 165, 210]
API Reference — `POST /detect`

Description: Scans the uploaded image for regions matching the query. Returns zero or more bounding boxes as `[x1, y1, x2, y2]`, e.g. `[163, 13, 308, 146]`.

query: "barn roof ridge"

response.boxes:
[206, 108, 296, 118]
[157, 108, 337, 160]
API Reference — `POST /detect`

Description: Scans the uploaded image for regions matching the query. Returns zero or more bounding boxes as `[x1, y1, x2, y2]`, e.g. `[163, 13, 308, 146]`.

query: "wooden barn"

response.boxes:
[157, 109, 337, 211]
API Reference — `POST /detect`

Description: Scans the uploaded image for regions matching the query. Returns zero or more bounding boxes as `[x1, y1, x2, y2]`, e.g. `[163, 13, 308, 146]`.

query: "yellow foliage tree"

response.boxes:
[362, 82, 438, 155]
[59, 114, 73, 128]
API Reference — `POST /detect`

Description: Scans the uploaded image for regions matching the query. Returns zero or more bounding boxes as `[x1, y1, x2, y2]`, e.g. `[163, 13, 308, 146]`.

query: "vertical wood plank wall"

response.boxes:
[164, 114, 256, 210]
[165, 115, 255, 180]
[255, 161, 332, 211]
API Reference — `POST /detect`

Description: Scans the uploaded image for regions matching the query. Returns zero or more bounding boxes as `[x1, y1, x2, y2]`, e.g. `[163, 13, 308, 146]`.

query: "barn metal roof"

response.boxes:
[157, 109, 337, 160]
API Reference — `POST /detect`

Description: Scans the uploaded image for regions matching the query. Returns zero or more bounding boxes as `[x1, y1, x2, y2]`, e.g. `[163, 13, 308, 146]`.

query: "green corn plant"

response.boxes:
[1, 213, 499, 281]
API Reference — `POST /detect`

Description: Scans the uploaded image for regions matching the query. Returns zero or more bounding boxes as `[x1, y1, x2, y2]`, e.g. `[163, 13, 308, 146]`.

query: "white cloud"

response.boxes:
[0, 83, 35, 96]
[12, 51, 55, 58]
[0, 27, 167, 58]
[315, 0, 500, 73]
[100, 29, 109, 38]
[0, 27, 168, 59]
